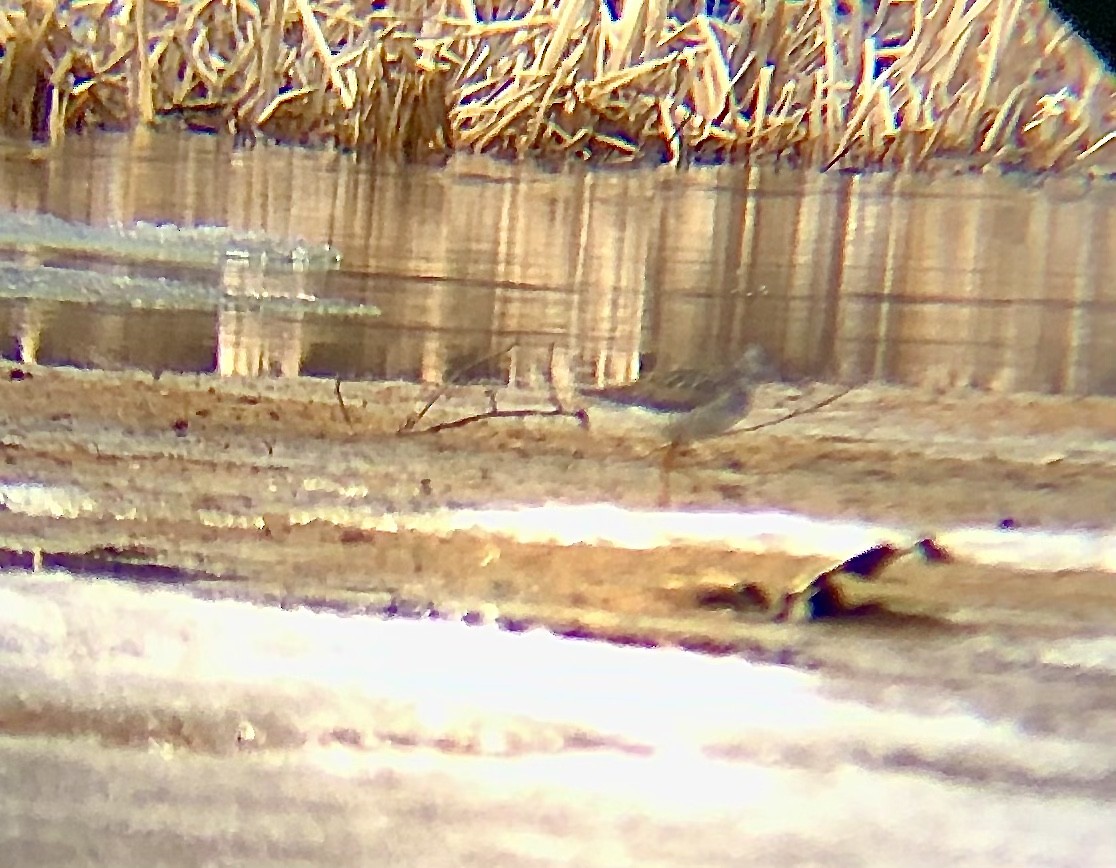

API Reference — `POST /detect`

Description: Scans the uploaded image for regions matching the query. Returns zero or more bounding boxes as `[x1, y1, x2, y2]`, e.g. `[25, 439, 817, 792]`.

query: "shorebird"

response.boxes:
[580, 345, 779, 504]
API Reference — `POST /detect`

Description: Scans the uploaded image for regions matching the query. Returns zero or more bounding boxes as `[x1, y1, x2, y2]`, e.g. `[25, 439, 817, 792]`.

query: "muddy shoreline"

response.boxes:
[3, 361, 1116, 634]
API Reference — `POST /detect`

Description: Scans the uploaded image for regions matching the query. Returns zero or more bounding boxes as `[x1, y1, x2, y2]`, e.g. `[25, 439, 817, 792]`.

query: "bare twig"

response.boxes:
[404, 403, 589, 436]
[398, 343, 518, 434]
[402, 345, 591, 435]
[734, 385, 855, 435]
[334, 377, 352, 427]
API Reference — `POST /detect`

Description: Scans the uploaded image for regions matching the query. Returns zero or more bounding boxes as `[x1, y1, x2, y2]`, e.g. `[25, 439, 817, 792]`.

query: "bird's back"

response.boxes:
[664, 378, 754, 444]
[580, 344, 779, 446]
[582, 345, 778, 413]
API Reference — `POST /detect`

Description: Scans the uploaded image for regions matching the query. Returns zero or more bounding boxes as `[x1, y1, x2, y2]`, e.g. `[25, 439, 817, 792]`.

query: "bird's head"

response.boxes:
[734, 345, 780, 382]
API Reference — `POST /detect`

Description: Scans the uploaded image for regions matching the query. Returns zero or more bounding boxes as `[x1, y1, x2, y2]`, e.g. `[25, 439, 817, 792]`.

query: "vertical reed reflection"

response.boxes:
[0, 133, 1112, 394]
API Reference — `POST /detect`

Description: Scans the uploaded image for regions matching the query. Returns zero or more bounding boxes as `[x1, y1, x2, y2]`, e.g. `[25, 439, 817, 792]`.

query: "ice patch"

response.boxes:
[0, 568, 1110, 786]
[0, 481, 96, 518]
[1042, 638, 1116, 672]
[4, 476, 1114, 574]
[0, 569, 1114, 864]
[298, 502, 1116, 573]
[0, 210, 342, 271]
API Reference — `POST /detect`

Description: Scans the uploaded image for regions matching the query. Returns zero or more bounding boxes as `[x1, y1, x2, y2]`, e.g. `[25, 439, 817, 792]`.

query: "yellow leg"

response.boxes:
[658, 442, 677, 507]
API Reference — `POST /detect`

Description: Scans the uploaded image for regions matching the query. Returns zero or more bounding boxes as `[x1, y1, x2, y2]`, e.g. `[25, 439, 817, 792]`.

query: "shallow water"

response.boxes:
[1, 569, 1114, 866]
[0, 133, 1113, 392]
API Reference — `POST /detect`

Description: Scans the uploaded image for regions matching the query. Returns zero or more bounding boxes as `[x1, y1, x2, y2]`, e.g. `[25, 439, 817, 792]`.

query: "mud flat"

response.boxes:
[2, 360, 1116, 653]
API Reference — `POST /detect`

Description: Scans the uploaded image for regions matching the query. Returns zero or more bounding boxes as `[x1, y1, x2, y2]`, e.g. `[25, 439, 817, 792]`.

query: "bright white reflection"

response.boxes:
[1, 569, 1115, 863]
[3, 480, 1113, 573]
[0, 569, 1106, 777]
[358, 504, 1116, 573]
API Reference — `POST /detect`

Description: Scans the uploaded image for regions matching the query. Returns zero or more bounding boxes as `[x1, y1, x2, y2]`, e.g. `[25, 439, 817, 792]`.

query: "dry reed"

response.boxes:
[0, 0, 1112, 170]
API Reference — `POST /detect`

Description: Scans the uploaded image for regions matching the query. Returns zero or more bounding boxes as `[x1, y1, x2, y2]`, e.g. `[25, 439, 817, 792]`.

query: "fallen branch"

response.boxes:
[403, 402, 589, 436]
[398, 343, 518, 434]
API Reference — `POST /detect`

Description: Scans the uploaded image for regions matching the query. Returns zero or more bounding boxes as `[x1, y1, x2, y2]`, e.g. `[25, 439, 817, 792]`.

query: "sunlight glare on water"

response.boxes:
[0, 568, 1108, 774]
[4, 480, 1116, 574]
[1, 569, 1115, 863]
[1, 569, 831, 751]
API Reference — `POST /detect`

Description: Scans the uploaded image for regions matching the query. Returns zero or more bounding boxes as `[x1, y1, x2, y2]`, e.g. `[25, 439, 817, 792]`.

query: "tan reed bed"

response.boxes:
[0, 0, 1112, 170]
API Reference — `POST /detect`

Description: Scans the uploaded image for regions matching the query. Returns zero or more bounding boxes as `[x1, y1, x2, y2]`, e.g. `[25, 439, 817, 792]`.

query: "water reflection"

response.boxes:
[0, 133, 1113, 393]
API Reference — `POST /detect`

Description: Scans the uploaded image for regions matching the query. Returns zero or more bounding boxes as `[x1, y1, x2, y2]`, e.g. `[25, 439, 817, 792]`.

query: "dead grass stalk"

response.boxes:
[0, 0, 1111, 170]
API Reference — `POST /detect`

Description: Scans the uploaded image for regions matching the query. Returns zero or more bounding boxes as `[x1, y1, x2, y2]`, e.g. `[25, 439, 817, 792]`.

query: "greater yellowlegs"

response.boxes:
[581, 345, 779, 503]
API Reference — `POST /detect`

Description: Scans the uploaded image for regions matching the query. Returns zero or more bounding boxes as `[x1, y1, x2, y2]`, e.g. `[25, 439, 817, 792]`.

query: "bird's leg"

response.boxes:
[658, 441, 678, 507]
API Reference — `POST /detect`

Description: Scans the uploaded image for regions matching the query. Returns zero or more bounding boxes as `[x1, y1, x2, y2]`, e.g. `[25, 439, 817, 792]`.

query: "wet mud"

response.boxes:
[3, 361, 1116, 666]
